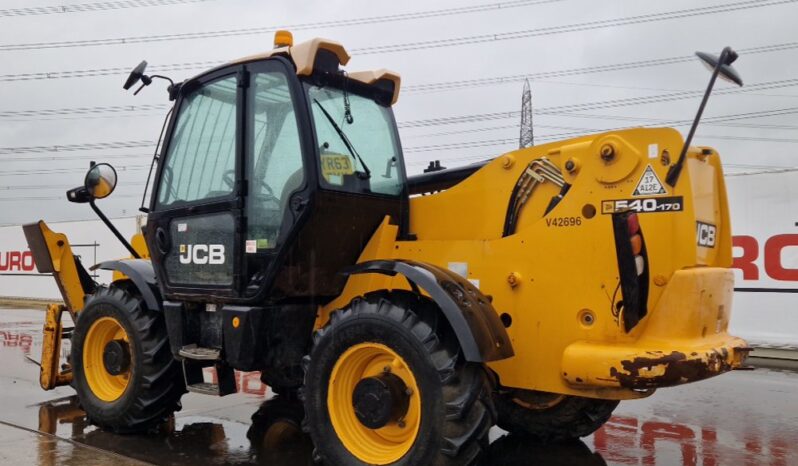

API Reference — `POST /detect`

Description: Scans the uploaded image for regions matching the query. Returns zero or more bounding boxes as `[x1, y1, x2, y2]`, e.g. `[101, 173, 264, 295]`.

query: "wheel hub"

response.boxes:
[352, 373, 410, 429]
[102, 339, 130, 376]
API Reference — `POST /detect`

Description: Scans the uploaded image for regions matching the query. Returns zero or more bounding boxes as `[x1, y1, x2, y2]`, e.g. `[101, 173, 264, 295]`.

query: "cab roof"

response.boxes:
[190, 37, 401, 105]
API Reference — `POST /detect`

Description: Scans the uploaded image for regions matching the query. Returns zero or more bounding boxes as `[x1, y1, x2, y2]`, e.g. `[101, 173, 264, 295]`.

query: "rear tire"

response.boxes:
[72, 284, 185, 433]
[303, 291, 495, 465]
[495, 389, 618, 443]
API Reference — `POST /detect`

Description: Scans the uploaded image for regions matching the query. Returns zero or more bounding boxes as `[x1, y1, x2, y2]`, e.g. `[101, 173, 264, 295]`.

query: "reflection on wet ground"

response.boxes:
[1, 308, 797, 465]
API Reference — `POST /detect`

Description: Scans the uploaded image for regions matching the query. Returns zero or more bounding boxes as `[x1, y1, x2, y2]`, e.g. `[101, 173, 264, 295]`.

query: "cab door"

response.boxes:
[146, 66, 245, 299]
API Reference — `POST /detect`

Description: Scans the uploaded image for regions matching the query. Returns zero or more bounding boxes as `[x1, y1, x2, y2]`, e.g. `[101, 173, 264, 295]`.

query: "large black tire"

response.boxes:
[302, 291, 495, 466]
[495, 389, 618, 443]
[72, 284, 186, 433]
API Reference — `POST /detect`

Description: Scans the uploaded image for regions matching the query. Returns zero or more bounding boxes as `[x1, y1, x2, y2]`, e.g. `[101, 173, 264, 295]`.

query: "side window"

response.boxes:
[157, 75, 238, 207]
[246, 72, 304, 251]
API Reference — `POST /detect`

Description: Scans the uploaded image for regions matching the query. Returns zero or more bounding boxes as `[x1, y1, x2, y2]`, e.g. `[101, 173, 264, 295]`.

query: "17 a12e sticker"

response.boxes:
[602, 196, 684, 214]
[633, 165, 667, 196]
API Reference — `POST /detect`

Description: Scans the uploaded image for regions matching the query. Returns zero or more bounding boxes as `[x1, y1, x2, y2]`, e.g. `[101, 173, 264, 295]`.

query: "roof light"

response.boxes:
[274, 30, 293, 48]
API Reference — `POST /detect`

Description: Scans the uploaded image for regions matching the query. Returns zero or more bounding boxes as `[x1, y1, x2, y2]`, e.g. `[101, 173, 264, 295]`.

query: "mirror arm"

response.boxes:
[89, 199, 141, 259]
[666, 47, 730, 187]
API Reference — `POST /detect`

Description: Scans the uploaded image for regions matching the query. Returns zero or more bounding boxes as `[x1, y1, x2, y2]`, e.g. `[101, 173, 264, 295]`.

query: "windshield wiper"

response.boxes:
[313, 99, 371, 179]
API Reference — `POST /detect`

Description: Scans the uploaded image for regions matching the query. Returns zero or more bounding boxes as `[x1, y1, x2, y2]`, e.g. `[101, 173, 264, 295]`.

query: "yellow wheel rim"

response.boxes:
[328, 343, 422, 465]
[83, 316, 131, 402]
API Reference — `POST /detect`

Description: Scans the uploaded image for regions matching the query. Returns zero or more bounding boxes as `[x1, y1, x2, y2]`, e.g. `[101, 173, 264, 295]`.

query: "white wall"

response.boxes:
[0, 216, 144, 300]
[0, 171, 795, 347]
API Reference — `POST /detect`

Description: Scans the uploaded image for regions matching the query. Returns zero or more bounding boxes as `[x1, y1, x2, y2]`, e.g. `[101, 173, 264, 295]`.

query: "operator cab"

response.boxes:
[143, 33, 408, 304]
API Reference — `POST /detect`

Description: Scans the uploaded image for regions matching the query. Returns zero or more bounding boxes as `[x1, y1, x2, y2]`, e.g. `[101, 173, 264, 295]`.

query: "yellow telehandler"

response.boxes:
[24, 31, 749, 465]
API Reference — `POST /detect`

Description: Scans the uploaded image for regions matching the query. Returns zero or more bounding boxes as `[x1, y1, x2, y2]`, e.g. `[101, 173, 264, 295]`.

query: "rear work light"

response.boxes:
[612, 212, 649, 331]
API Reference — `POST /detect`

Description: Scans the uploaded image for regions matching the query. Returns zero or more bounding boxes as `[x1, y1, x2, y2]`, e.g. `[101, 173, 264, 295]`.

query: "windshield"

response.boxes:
[306, 83, 404, 196]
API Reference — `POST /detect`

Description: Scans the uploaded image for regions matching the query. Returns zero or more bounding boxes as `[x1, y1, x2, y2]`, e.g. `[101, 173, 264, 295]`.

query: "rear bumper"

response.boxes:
[561, 267, 750, 390]
[562, 337, 750, 390]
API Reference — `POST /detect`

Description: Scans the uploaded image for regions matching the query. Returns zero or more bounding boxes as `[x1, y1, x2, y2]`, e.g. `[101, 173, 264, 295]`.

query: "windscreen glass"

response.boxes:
[306, 84, 404, 196]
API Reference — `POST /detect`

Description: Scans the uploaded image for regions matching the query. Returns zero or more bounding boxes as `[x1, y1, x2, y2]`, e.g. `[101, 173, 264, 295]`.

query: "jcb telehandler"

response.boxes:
[25, 31, 749, 465]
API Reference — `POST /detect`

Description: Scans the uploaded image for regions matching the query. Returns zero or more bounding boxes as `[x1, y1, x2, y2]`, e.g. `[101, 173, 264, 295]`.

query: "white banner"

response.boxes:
[726, 169, 798, 348]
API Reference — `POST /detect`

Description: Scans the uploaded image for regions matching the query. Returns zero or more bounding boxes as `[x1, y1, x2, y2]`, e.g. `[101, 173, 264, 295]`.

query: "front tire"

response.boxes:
[72, 284, 185, 433]
[495, 389, 618, 443]
[303, 291, 494, 466]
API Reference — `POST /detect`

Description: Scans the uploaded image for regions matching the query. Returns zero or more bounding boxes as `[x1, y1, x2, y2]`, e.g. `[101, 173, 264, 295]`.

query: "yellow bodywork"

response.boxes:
[319, 127, 748, 400]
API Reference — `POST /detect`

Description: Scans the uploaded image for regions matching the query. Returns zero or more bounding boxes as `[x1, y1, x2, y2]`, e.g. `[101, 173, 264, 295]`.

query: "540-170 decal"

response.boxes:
[601, 196, 684, 214]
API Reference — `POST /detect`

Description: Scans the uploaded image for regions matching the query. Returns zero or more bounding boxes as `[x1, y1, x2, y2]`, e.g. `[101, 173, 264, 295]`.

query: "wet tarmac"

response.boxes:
[1, 307, 796, 465]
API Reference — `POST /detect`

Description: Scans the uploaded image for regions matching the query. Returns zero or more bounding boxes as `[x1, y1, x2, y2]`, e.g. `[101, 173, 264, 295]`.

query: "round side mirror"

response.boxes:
[84, 163, 118, 199]
[123, 60, 148, 90]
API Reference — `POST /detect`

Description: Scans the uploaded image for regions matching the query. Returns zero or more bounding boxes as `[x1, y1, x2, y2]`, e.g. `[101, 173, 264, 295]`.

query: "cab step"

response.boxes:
[181, 359, 237, 396]
[178, 344, 221, 361]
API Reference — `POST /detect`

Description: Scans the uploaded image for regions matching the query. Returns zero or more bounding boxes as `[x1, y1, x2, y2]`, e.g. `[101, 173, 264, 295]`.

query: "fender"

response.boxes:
[345, 259, 514, 363]
[91, 259, 161, 312]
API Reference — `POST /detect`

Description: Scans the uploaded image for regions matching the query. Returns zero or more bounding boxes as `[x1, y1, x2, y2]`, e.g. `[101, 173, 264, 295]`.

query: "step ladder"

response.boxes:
[179, 344, 237, 396]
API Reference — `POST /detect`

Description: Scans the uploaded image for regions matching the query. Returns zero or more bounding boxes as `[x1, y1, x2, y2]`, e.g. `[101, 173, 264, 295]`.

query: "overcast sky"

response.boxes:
[1, 0, 797, 226]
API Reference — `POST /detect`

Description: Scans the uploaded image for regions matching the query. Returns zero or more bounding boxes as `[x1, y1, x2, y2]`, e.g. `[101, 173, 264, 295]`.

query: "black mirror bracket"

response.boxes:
[666, 46, 742, 187]
[89, 198, 141, 259]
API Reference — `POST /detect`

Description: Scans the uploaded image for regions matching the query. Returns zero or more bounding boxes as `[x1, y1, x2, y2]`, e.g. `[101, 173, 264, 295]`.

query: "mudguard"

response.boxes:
[345, 259, 514, 362]
[91, 259, 161, 312]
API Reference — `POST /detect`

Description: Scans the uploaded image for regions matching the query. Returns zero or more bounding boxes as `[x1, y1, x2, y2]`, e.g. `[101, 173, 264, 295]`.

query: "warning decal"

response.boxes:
[633, 165, 667, 196]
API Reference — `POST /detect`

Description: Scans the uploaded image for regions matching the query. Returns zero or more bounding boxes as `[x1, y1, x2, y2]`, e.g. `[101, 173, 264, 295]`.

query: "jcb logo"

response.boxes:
[696, 221, 717, 248]
[179, 244, 225, 265]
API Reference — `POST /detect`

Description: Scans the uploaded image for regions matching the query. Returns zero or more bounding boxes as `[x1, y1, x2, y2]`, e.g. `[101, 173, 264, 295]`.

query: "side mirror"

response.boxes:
[124, 60, 148, 90]
[696, 49, 743, 87]
[84, 163, 118, 199]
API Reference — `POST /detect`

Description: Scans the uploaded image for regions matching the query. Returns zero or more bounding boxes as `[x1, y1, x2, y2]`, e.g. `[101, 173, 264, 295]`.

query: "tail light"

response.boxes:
[612, 212, 649, 331]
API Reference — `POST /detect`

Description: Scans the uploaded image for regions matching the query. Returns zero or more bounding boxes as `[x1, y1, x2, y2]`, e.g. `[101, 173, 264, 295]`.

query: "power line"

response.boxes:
[0, 165, 150, 177]
[0, 140, 154, 155]
[1, 0, 795, 83]
[398, 78, 798, 128]
[0, 0, 562, 51]
[352, 0, 798, 55]
[3, 82, 798, 165]
[4, 41, 797, 123]
[0, 0, 214, 18]
[403, 42, 798, 94]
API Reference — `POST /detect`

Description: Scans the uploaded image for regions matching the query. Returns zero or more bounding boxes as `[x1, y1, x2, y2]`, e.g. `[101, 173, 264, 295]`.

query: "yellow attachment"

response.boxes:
[39, 304, 73, 390]
[83, 316, 131, 402]
[327, 343, 421, 464]
[22, 221, 87, 313]
[274, 30, 293, 48]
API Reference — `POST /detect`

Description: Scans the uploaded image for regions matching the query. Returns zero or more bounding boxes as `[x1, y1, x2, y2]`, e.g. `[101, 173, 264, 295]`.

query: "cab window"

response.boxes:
[157, 75, 238, 207]
[246, 71, 304, 251]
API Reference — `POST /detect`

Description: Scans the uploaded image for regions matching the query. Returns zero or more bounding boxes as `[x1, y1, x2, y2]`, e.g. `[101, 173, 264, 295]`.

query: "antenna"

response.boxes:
[519, 79, 534, 149]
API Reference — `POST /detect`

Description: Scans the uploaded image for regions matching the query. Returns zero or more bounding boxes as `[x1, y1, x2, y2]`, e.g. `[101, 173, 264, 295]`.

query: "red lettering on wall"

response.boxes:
[0, 250, 37, 272]
[21, 251, 34, 271]
[732, 236, 760, 280]
[764, 234, 798, 281]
